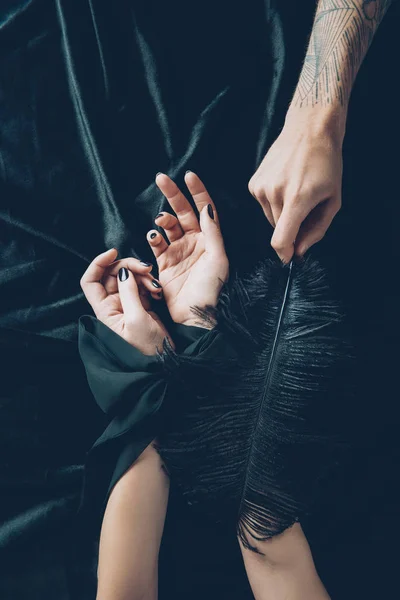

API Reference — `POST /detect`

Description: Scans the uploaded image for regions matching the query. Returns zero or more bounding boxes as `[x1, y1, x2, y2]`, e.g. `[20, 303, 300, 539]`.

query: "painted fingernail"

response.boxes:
[156, 292, 163, 298]
[155, 213, 164, 219]
[140, 261, 152, 267]
[118, 267, 129, 282]
[150, 232, 157, 239]
[207, 204, 214, 220]
[152, 279, 161, 288]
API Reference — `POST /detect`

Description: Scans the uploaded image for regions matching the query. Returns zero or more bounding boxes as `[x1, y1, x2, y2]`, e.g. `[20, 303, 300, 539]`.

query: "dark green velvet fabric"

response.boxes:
[1, 1, 400, 598]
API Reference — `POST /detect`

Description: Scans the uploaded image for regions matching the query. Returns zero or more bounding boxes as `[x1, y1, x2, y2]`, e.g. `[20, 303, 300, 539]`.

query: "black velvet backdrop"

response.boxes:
[1, 1, 399, 598]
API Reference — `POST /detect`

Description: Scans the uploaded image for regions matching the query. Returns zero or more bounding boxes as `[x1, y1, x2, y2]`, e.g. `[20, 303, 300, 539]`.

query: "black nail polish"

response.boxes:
[207, 204, 214, 220]
[155, 213, 164, 219]
[118, 267, 129, 282]
[140, 261, 152, 267]
[157, 292, 163, 298]
[150, 232, 157, 239]
[152, 279, 161, 288]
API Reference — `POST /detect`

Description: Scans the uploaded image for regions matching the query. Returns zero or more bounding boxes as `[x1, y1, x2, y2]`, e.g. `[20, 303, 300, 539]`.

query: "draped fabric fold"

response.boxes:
[77, 314, 225, 519]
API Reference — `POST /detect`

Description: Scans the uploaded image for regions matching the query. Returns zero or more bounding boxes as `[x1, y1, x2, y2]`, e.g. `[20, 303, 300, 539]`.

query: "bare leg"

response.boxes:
[238, 523, 330, 600]
[96, 442, 170, 600]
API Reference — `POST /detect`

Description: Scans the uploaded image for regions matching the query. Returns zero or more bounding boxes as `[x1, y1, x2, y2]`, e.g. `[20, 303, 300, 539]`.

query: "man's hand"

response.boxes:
[248, 106, 344, 264]
[249, 0, 393, 264]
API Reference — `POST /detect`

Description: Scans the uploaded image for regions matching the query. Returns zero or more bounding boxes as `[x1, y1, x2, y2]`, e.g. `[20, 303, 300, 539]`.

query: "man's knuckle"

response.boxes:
[271, 237, 285, 251]
[268, 194, 281, 206]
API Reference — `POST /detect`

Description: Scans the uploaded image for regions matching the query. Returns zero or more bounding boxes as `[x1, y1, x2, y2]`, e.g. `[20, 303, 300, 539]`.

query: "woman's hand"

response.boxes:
[146, 171, 229, 327]
[80, 249, 171, 355]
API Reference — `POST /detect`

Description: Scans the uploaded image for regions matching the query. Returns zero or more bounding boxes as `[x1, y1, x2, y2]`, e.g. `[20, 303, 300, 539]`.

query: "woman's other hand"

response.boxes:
[80, 249, 171, 355]
[144, 171, 229, 327]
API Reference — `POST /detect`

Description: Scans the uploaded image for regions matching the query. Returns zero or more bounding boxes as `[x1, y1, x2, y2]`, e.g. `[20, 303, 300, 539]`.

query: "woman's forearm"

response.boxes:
[96, 442, 170, 600]
[239, 523, 330, 600]
[288, 0, 392, 136]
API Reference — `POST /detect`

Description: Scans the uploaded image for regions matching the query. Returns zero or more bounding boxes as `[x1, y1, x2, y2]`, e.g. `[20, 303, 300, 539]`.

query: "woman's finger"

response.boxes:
[117, 268, 147, 322]
[80, 248, 119, 312]
[184, 171, 220, 226]
[137, 274, 163, 300]
[154, 211, 184, 243]
[199, 203, 226, 258]
[102, 271, 162, 301]
[103, 273, 118, 295]
[155, 173, 200, 233]
[108, 257, 154, 277]
[147, 229, 169, 258]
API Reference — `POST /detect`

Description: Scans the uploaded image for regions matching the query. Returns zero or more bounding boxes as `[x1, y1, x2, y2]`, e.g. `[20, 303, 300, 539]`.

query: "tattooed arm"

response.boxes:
[248, 0, 393, 263]
[293, 0, 392, 108]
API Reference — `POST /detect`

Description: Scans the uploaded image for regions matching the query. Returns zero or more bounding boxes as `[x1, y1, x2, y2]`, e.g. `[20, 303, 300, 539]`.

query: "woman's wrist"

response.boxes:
[178, 319, 215, 330]
[125, 329, 174, 356]
[175, 306, 218, 330]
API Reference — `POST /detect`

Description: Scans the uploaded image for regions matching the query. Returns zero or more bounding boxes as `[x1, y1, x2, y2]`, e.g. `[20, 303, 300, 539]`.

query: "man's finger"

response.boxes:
[262, 201, 275, 228]
[253, 185, 275, 227]
[248, 177, 276, 227]
[271, 203, 308, 264]
[270, 201, 283, 228]
[295, 198, 340, 256]
[80, 248, 118, 312]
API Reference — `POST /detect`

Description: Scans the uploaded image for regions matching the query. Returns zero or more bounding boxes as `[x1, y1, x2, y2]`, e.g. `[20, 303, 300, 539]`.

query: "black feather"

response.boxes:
[154, 256, 355, 554]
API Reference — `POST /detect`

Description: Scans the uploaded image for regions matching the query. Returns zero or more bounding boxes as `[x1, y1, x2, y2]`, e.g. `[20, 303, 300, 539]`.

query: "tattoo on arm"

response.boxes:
[292, 0, 393, 108]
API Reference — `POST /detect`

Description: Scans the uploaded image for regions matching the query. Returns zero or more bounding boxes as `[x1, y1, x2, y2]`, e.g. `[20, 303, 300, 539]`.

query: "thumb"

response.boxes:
[200, 203, 225, 256]
[271, 203, 307, 264]
[117, 268, 146, 321]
